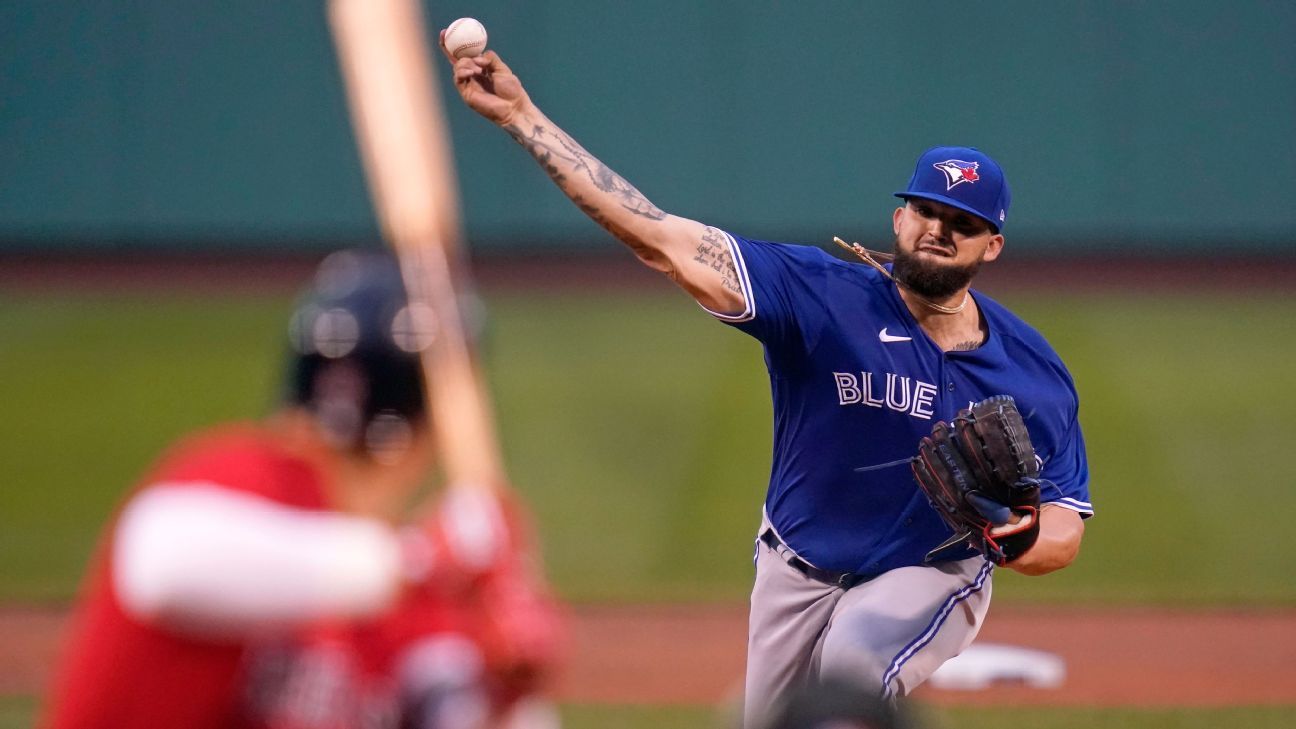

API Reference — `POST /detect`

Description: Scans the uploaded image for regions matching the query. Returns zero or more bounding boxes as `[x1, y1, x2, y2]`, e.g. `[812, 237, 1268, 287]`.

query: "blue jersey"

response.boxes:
[709, 233, 1093, 576]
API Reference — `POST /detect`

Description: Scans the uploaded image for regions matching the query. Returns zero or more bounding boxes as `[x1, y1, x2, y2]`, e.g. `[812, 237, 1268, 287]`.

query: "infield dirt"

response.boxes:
[5, 604, 1295, 707]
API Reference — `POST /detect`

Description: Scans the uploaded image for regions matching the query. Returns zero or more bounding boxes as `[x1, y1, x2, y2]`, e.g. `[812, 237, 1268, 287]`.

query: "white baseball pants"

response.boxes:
[743, 520, 993, 727]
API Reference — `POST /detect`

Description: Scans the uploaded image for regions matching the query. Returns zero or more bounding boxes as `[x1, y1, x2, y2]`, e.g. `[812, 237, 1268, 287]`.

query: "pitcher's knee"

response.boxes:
[817, 639, 891, 695]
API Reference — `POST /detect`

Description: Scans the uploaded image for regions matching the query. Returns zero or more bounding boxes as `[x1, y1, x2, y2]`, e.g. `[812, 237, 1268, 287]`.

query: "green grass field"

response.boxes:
[2, 287, 1294, 604]
[3, 696, 1292, 729]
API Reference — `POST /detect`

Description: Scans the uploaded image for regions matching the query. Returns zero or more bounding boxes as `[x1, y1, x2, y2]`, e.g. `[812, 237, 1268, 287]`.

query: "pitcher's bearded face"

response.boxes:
[890, 199, 1004, 300]
[891, 241, 981, 300]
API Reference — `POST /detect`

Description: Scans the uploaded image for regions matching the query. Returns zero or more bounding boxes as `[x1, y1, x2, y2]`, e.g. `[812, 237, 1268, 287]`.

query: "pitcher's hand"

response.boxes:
[440, 32, 531, 127]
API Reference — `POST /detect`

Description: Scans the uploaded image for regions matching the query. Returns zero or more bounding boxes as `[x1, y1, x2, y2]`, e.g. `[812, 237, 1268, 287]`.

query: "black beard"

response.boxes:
[891, 239, 980, 300]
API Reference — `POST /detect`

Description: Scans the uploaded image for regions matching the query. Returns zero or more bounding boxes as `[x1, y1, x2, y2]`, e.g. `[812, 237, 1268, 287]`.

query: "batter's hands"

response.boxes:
[439, 32, 531, 127]
[400, 488, 512, 593]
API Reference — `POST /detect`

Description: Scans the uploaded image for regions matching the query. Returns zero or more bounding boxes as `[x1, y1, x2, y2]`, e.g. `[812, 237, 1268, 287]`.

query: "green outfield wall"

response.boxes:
[2, 1, 1293, 253]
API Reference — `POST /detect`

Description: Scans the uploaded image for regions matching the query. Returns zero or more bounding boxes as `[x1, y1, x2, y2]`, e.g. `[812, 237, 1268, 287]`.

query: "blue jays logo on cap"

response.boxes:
[895, 146, 1011, 232]
[932, 160, 981, 190]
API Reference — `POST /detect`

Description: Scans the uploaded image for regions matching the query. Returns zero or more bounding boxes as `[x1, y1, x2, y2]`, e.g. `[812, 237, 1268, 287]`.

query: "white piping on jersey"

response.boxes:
[698, 230, 756, 323]
[880, 559, 994, 700]
[1045, 497, 1094, 516]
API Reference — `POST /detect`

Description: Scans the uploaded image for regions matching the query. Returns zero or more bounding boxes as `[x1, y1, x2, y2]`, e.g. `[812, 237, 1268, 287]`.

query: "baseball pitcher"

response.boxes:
[441, 40, 1091, 725]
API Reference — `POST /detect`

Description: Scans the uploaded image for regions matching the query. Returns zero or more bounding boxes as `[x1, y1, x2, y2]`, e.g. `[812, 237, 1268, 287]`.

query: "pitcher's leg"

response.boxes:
[817, 557, 993, 699]
[743, 534, 841, 728]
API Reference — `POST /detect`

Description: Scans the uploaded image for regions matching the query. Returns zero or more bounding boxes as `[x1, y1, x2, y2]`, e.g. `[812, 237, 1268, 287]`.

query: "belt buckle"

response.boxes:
[836, 572, 855, 589]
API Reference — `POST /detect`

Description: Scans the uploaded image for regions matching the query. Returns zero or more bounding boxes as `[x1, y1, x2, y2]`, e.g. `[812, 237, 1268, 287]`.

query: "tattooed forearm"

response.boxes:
[504, 122, 666, 226]
[505, 123, 577, 186]
[693, 227, 742, 294]
[506, 119, 740, 309]
[571, 194, 631, 241]
[551, 134, 665, 220]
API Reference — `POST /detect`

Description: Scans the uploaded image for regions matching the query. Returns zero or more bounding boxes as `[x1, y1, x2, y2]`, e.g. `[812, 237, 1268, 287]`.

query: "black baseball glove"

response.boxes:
[911, 395, 1043, 566]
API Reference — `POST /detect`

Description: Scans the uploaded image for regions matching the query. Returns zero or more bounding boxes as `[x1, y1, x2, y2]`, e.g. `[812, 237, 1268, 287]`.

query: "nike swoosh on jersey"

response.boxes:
[878, 328, 912, 343]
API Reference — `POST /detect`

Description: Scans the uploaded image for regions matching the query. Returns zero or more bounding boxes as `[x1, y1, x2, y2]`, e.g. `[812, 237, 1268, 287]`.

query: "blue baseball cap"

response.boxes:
[894, 146, 1011, 232]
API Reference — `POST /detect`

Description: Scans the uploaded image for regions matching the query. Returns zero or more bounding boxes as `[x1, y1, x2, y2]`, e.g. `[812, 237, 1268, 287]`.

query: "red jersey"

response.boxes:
[241, 591, 473, 729]
[41, 424, 332, 729]
[42, 423, 559, 729]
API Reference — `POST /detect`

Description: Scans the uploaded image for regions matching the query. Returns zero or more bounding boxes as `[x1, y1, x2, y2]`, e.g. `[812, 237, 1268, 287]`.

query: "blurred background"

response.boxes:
[2, 1, 1293, 727]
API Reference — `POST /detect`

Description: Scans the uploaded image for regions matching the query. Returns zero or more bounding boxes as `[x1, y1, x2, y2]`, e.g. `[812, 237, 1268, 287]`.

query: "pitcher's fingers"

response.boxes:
[478, 50, 512, 75]
[454, 58, 484, 81]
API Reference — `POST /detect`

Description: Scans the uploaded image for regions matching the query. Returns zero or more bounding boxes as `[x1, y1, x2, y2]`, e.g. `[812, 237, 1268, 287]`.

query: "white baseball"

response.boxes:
[444, 17, 488, 59]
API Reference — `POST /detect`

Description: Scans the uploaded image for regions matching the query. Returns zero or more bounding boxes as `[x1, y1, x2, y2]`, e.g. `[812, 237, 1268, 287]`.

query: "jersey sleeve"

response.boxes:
[1037, 377, 1094, 518]
[700, 232, 831, 354]
[112, 485, 403, 633]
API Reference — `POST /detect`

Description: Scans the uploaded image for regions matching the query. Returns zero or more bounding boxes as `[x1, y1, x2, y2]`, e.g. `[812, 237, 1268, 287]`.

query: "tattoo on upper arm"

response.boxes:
[504, 123, 666, 229]
[692, 226, 742, 294]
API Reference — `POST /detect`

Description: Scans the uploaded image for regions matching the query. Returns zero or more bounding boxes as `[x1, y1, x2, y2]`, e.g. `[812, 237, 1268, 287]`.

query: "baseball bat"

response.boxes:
[327, 0, 505, 490]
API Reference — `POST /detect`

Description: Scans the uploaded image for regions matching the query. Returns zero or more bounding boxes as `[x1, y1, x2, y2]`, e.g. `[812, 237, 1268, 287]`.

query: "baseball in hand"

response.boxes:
[444, 17, 488, 59]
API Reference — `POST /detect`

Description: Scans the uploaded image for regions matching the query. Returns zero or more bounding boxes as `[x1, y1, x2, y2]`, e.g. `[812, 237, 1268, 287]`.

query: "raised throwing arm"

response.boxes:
[441, 42, 745, 316]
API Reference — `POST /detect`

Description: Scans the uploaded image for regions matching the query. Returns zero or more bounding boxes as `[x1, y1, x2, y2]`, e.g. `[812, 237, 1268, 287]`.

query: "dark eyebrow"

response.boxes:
[908, 200, 988, 232]
[954, 213, 985, 228]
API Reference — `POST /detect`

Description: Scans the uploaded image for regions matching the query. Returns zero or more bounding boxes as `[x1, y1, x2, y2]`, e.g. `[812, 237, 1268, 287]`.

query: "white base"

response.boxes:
[928, 642, 1066, 690]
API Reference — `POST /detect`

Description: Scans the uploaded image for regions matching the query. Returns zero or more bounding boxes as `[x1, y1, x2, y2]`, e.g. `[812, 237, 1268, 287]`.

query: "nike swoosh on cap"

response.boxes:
[879, 328, 912, 343]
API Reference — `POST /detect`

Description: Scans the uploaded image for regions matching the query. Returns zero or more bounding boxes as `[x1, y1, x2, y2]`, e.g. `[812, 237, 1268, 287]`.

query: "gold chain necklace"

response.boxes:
[832, 236, 968, 315]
